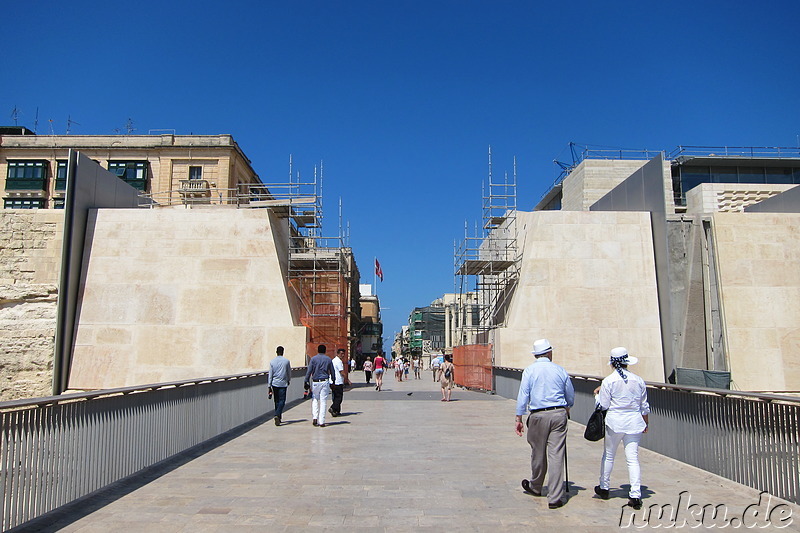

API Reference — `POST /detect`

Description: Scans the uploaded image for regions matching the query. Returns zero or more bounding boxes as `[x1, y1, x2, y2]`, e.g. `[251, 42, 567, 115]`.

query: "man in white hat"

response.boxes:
[593, 346, 650, 510]
[515, 339, 574, 509]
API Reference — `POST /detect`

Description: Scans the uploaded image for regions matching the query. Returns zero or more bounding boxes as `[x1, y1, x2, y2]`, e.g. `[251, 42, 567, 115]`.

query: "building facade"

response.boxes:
[464, 145, 800, 392]
[0, 131, 262, 209]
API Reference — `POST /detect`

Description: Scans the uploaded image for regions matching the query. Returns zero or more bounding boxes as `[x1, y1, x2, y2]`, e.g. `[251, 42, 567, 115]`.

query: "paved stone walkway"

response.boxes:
[32, 374, 800, 532]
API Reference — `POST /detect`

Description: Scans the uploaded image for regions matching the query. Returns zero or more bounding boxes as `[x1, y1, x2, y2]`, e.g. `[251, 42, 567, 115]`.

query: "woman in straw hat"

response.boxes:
[593, 347, 650, 510]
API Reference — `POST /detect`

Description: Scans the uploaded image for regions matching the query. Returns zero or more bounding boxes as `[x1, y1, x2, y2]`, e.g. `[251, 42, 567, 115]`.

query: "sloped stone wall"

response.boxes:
[0, 211, 64, 400]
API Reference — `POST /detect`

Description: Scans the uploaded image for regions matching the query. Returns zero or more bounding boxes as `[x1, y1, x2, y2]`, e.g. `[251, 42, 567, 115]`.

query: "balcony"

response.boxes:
[178, 179, 211, 201]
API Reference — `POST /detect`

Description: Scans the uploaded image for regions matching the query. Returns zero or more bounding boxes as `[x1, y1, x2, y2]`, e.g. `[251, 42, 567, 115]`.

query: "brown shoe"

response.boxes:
[319, 423, 326, 428]
[312, 419, 318, 426]
[548, 499, 565, 509]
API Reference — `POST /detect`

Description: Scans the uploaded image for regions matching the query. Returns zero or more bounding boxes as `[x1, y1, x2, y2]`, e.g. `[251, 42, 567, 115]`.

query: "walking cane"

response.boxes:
[564, 412, 570, 494]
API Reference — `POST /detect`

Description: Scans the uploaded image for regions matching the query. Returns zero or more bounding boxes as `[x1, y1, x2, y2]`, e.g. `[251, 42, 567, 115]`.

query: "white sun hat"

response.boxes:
[609, 346, 638, 365]
[532, 339, 553, 356]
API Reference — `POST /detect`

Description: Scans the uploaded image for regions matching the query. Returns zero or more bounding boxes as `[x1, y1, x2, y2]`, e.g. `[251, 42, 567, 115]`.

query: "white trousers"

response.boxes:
[311, 381, 330, 424]
[599, 427, 643, 498]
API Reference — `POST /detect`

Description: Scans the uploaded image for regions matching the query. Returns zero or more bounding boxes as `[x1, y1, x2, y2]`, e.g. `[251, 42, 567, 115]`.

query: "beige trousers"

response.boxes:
[525, 408, 568, 504]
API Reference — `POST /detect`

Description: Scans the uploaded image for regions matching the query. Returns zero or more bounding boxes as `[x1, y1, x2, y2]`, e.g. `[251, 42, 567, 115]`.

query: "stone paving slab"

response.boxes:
[27, 374, 800, 532]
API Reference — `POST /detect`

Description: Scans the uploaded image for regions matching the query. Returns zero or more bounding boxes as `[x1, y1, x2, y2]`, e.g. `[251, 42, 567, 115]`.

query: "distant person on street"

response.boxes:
[515, 339, 574, 510]
[431, 355, 442, 382]
[594, 347, 650, 510]
[413, 357, 421, 379]
[363, 356, 373, 384]
[329, 348, 347, 417]
[267, 345, 291, 426]
[438, 354, 455, 402]
[373, 351, 387, 391]
[304, 345, 334, 427]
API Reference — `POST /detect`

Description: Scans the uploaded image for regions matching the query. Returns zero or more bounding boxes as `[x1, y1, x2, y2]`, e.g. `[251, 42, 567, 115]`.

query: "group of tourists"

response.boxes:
[267, 338, 646, 511]
[515, 338, 649, 511]
[267, 344, 350, 428]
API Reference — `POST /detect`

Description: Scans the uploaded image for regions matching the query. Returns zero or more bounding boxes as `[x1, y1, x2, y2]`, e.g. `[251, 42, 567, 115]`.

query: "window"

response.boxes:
[52, 198, 65, 209]
[56, 160, 68, 190]
[5, 160, 48, 190]
[107, 161, 148, 191]
[189, 166, 203, 180]
[4, 198, 44, 209]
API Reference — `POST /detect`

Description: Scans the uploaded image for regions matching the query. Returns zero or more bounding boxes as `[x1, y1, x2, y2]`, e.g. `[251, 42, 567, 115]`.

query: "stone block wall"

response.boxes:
[712, 213, 800, 391]
[68, 208, 308, 390]
[0, 211, 64, 400]
[494, 210, 665, 382]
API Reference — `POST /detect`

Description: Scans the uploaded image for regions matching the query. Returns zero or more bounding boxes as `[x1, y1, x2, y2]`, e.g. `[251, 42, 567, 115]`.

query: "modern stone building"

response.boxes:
[0, 129, 262, 209]
[0, 131, 361, 399]
[462, 146, 800, 392]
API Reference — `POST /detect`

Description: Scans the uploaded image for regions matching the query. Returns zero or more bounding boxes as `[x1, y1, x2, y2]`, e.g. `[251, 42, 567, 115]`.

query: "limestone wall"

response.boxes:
[68, 208, 308, 390]
[712, 213, 800, 391]
[0, 211, 64, 400]
[494, 210, 664, 381]
[561, 159, 675, 213]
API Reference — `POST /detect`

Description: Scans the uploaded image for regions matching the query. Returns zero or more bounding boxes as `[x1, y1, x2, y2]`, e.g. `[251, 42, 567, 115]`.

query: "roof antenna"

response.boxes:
[34, 108, 39, 134]
[66, 115, 81, 135]
[10, 106, 20, 126]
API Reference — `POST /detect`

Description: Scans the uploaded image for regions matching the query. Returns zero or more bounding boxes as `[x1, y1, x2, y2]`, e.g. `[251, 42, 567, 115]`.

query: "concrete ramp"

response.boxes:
[68, 208, 307, 389]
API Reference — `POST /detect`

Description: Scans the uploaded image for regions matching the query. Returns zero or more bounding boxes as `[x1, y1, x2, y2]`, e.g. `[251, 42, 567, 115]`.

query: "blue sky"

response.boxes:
[3, 1, 799, 346]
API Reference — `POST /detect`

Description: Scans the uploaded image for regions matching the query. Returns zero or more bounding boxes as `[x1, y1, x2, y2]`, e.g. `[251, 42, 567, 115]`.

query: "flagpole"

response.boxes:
[373, 256, 376, 295]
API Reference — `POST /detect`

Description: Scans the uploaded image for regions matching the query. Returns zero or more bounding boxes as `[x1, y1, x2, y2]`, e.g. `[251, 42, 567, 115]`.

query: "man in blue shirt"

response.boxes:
[268, 346, 292, 426]
[305, 344, 334, 427]
[515, 339, 575, 509]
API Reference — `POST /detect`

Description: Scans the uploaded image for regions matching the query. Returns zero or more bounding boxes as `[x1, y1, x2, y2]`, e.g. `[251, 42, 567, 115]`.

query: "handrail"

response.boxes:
[497, 367, 800, 404]
[0, 369, 307, 531]
[0, 371, 268, 411]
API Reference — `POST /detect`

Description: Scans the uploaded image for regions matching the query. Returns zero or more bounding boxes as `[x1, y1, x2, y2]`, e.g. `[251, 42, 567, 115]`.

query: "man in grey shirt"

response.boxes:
[268, 346, 292, 426]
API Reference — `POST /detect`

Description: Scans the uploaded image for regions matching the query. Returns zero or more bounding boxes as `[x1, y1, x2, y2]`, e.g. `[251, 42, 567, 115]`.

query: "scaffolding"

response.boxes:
[454, 147, 521, 343]
[255, 159, 355, 362]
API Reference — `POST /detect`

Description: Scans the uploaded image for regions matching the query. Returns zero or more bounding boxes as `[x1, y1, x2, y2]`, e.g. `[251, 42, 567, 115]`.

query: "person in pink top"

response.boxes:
[373, 351, 387, 391]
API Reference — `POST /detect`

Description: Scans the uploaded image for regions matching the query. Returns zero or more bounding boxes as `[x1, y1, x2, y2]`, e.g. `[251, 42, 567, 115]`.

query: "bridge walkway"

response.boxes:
[33, 374, 800, 532]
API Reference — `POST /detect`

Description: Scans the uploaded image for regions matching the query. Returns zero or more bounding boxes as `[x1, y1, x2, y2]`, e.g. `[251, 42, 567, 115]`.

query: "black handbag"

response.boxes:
[584, 405, 607, 441]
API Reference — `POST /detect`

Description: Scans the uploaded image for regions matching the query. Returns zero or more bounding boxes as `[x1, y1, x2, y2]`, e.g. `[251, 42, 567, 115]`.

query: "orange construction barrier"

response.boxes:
[452, 344, 492, 391]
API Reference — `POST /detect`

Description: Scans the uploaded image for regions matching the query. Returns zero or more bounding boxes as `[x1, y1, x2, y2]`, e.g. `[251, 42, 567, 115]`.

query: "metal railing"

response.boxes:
[668, 145, 800, 160]
[493, 367, 800, 504]
[0, 370, 306, 531]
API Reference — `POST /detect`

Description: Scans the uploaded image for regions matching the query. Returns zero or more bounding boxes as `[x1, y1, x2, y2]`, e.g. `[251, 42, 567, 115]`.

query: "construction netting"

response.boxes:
[288, 273, 349, 361]
[453, 344, 492, 391]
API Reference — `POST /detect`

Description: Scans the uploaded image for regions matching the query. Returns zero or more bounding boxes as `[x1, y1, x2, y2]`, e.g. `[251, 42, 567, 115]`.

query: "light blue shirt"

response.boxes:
[515, 357, 575, 416]
[268, 356, 292, 388]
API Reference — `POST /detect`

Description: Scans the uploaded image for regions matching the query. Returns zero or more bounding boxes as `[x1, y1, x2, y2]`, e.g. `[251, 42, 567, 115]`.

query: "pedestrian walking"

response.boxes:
[304, 345, 334, 427]
[267, 345, 291, 426]
[329, 348, 347, 417]
[438, 354, 455, 402]
[431, 355, 442, 382]
[515, 339, 574, 509]
[363, 356, 373, 384]
[594, 347, 650, 510]
[373, 351, 387, 391]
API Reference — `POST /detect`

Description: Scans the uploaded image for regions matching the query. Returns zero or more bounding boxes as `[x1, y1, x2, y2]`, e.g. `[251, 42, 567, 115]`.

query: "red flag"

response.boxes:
[375, 258, 384, 282]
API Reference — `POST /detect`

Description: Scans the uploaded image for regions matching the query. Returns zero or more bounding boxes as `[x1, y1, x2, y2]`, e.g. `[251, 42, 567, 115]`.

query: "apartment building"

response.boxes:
[0, 128, 262, 209]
